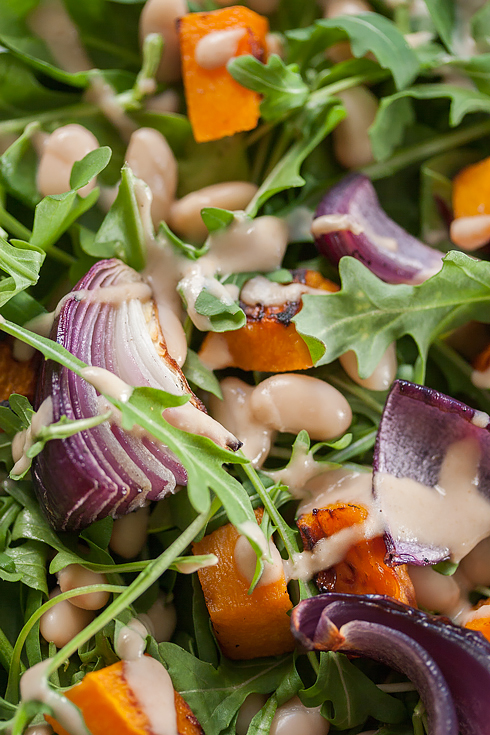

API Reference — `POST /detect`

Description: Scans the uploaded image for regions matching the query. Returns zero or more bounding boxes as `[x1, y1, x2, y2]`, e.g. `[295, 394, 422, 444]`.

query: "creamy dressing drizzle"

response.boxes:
[11, 397, 54, 477]
[234, 535, 284, 587]
[80, 366, 133, 403]
[20, 660, 89, 735]
[240, 275, 326, 306]
[54, 281, 152, 317]
[472, 366, 490, 390]
[374, 436, 490, 562]
[266, 444, 331, 498]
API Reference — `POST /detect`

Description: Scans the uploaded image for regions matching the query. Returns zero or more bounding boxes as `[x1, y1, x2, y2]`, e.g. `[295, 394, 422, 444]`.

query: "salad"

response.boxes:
[2, 0, 490, 733]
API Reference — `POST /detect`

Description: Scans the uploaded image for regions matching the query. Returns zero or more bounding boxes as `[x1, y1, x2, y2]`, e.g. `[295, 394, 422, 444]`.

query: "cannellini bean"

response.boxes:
[169, 182, 258, 241]
[208, 215, 289, 274]
[324, 0, 372, 17]
[145, 89, 180, 114]
[37, 123, 99, 197]
[408, 565, 461, 615]
[450, 215, 490, 251]
[25, 726, 54, 735]
[139, 0, 186, 83]
[339, 343, 397, 391]
[459, 536, 490, 587]
[210, 377, 273, 466]
[110, 505, 150, 559]
[138, 593, 177, 642]
[236, 693, 268, 735]
[195, 29, 246, 70]
[250, 375, 352, 440]
[40, 587, 95, 648]
[125, 127, 178, 227]
[270, 696, 330, 735]
[57, 564, 110, 610]
[332, 86, 378, 169]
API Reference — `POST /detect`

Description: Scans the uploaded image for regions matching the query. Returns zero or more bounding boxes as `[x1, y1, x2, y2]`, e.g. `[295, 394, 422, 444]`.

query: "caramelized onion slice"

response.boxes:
[313, 174, 443, 284]
[291, 593, 490, 735]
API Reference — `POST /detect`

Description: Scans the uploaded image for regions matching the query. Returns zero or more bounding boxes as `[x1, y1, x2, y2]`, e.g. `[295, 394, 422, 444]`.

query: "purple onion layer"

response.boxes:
[373, 379, 490, 566]
[313, 174, 443, 284]
[33, 259, 191, 531]
[291, 593, 490, 735]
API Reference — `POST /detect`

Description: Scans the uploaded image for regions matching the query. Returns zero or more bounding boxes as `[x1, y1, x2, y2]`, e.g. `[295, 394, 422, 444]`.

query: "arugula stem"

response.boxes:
[0, 627, 15, 674]
[43, 510, 208, 680]
[362, 119, 490, 181]
[310, 71, 388, 103]
[324, 374, 385, 415]
[0, 105, 98, 136]
[263, 129, 293, 180]
[326, 428, 377, 464]
[0, 208, 31, 242]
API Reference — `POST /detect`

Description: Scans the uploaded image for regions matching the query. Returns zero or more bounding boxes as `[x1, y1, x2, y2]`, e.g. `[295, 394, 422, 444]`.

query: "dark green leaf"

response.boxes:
[69, 146, 112, 191]
[158, 221, 208, 260]
[228, 54, 309, 122]
[200, 208, 235, 234]
[0, 291, 46, 326]
[293, 252, 490, 380]
[471, 4, 490, 51]
[30, 188, 99, 253]
[194, 289, 246, 332]
[300, 652, 405, 728]
[183, 349, 222, 399]
[0, 121, 40, 207]
[0, 540, 49, 594]
[86, 164, 146, 270]
[266, 269, 292, 283]
[370, 84, 490, 161]
[0, 237, 45, 308]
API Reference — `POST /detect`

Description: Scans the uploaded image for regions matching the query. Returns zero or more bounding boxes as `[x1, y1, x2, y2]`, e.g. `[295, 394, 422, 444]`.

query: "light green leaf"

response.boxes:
[158, 221, 208, 260]
[183, 349, 222, 399]
[422, 0, 455, 52]
[0, 121, 40, 207]
[69, 147, 112, 191]
[200, 208, 235, 234]
[0, 238, 44, 309]
[194, 290, 246, 332]
[293, 252, 490, 380]
[246, 102, 346, 217]
[0, 541, 49, 595]
[227, 54, 309, 122]
[86, 164, 146, 270]
[30, 189, 98, 253]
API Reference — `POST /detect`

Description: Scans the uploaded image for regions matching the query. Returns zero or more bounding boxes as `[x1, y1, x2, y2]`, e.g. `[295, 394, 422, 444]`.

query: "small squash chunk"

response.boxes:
[453, 156, 490, 218]
[199, 270, 338, 372]
[193, 509, 294, 659]
[297, 503, 416, 606]
[178, 7, 268, 143]
[474, 343, 490, 373]
[46, 660, 203, 735]
[0, 341, 38, 402]
[465, 602, 490, 643]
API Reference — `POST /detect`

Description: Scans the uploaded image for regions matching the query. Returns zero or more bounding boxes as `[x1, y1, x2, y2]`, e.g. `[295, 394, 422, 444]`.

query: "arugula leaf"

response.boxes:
[299, 652, 405, 728]
[422, 0, 456, 52]
[0, 238, 44, 309]
[183, 349, 222, 399]
[287, 13, 420, 90]
[0, 120, 40, 207]
[85, 164, 146, 270]
[0, 320, 258, 535]
[0, 541, 48, 595]
[227, 54, 309, 122]
[370, 84, 490, 161]
[158, 642, 297, 735]
[246, 102, 345, 217]
[200, 208, 235, 234]
[293, 252, 490, 381]
[471, 4, 490, 52]
[158, 221, 208, 260]
[69, 146, 112, 191]
[194, 289, 246, 332]
[30, 189, 98, 253]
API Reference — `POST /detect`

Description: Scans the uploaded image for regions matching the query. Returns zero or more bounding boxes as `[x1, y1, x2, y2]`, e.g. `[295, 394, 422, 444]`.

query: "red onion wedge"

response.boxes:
[312, 174, 444, 284]
[291, 593, 490, 735]
[373, 380, 490, 566]
[33, 259, 239, 531]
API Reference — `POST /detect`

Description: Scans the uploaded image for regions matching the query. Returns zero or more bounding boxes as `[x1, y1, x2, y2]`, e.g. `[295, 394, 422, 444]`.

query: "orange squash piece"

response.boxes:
[453, 155, 490, 218]
[465, 602, 490, 643]
[199, 270, 338, 372]
[178, 7, 268, 143]
[46, 660, 203, 735]
[193, 508, 294, 659]
[0, 341, 38, 402]
[473, 342, 490, 373]
[297, 503, 416, 606]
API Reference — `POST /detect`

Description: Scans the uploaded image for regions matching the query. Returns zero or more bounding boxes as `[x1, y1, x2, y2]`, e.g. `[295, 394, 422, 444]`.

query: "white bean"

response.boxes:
[125, 127, 178, 227]
[169, 182, 258, 242]
[57, 564, 110, 610]
[195, 28, 246, 70]
[408, 565, 461, 615]
[250, 375, 352, 440]
[25, 726, 54, 735]
[270, 696, 330, 735]
[40, 587, 95, 648]
[138, 593, 177, 642]
[324, 0, 372, 17]
[332, 86, 378, 169]
[110, 505, 150, 559]
[459, 536, 490, 587]
[450, 215, 490, 251]
[339, 343, 397, 391]
[37, 124, 99, 198]
[236, 693, 268, 735]
[145, 89, 180, 114]
[139, 0, 186, 83]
